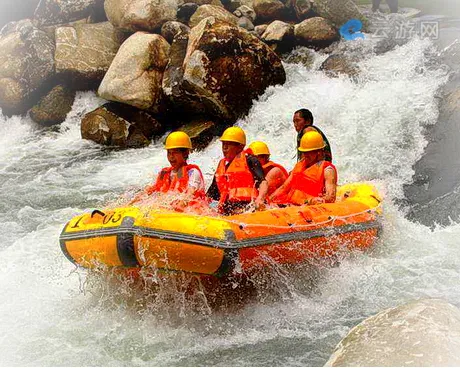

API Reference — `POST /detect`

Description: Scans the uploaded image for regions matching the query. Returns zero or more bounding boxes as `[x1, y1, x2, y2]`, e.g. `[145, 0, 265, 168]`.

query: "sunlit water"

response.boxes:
[1, 26, 459, 366]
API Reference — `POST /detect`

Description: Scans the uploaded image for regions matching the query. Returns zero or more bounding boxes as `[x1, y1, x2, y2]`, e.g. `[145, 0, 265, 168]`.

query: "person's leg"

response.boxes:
[372, 0, 381, 12]
[386, 0, 398, 13]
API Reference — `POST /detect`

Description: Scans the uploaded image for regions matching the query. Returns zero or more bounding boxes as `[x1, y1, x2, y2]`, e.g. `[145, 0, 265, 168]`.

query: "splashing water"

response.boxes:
[0, 33, 458, 366]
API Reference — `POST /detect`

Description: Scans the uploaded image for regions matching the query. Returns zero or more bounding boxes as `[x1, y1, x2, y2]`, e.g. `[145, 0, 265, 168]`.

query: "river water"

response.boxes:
[1, 15, 460, 366]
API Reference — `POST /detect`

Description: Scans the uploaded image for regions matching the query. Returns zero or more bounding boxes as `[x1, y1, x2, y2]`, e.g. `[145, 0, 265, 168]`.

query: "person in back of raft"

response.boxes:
[270, 131, 337, 206]
[293, 108, 332, 162]
[131, 131, 206, 211]
[206, 127, 269, 215]
[248, 141, 288, 197]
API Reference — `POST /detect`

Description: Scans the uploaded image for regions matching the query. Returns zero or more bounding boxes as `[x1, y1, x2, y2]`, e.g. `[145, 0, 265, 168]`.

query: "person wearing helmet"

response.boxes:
[270, 131, 337, 206]
[207, 127, 269, 215]
[248, 141, 288, 196]
[132, 131, 205, 210]
[293, 108, 332, 162]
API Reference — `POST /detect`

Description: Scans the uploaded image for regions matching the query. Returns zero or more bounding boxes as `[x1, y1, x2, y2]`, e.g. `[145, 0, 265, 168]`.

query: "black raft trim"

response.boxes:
[116, 216, 139, 267]
[60, 221, 78, 265]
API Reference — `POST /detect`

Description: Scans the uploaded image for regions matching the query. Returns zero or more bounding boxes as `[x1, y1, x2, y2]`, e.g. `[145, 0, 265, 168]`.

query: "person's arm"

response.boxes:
[246, 155, 268, 210]
[309, 167, 337, 205]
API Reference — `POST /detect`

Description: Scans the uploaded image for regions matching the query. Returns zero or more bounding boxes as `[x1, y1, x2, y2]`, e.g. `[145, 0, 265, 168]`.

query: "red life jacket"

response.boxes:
[286, 160, 337, 205]
[147, 164, 205, 198]
[263, 161, 289, 196]
[215, 152, 257, 204]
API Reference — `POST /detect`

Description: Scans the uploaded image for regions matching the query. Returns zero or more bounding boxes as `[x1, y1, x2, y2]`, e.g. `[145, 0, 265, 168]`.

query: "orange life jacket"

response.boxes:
[286, 160, 337, 205]
[263, 161, 289, 196]
[215, 152, 258, 204]
[147, 164, 205, 198]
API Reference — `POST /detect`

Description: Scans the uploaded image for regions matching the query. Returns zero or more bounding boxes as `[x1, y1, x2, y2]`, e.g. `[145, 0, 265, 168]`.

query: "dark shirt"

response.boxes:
[297, 125, 333, 162]
[206, 154, 265, 201]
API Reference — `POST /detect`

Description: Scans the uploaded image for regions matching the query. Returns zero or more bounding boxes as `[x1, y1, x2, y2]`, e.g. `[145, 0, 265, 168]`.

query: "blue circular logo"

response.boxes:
[340, 19, 365, 41]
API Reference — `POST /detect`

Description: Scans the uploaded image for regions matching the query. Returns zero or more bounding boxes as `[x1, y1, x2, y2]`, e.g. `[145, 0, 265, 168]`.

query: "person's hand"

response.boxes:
[309, 197, 325, 205]
[254, 197, 266, 211]
[171, 199, 187, 212]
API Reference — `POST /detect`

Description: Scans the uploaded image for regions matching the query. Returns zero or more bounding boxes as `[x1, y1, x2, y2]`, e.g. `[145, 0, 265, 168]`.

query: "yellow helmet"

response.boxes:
[220, 126, 246, 145]
[298, 131, 326, 152]
[165, 131, 192, 150]
[249, 141, 270, 156]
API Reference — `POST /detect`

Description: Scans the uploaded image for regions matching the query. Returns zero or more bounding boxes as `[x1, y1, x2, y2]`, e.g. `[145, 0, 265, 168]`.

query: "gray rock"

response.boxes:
[161, 21, 190, 43]
[55, 21, 125, 88]
[104, 0, 178, 32]
[189, 4, 238, 28]
[326, 299, 460, 367]
[320, 54, 359, 78]
[98, 32, 170, 112]
[29, 84, 76, 125]
[33, 0, 105, 27]
[0, 19, 55, 115]
[293, 0, 313, 21]
[162, 17, 285, 122]
[233, 5, 256, 22]
[294, 16, 339, 49]
[178, 119, 217, 150]
[254, 23, 268, 37]
[237, 16, 255, 31]
[81, 102, 163, 148]
[311, 0, 368, 30]
[261, 20, 294, 51]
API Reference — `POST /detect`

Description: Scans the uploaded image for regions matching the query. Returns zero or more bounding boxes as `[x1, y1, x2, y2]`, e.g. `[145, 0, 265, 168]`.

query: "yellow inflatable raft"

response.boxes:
[60, 183, 382, 277]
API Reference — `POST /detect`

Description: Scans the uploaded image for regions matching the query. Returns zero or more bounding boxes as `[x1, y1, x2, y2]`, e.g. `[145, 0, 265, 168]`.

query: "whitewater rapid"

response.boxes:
[0, 32, 459, 366]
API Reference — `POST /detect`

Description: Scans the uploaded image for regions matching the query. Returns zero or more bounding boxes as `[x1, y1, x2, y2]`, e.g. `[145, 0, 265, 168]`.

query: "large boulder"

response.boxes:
[326, 299, 460, 366]
[189, 5, 238, 28]
[261, 20, 294, 52]
[81, 103, 163, 148]
[98, 32, 170, 112]
[294, 17, 339, 49]
[0, 20, 55, 116]
[162, 17, 285, 122]
[320, 54, 359, 78]
[29, 84, 76, 125]
[33, 0, 105, 27]
[104, 0, 177, 32]
[253, 0, 286, 23]
[55, 22, 125, 88]
[311, 0, 368, 29]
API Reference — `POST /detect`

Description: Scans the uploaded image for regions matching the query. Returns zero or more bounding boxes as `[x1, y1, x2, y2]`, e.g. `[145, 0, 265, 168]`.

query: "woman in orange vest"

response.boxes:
[207, 127, 269, 215]
[270, 131, 337, 206]
[248, 141, 288, 196]
[132, 131, 205, 211]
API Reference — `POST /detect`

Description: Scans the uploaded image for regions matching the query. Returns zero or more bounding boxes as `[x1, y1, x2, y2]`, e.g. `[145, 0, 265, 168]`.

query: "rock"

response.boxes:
[104, 0, 177, 32]
[233, 5, 256, 22]
[98, 32, 170, 112]
[161, 21, 190, 43]
[189, 5, 238, 28]
[319, 54, 359, 78]
[0, 19, 55, 116]
[81, 103, 163, 148]
[33, 0, 105, 27]
[177, 3, 199, 22]
[261, 20, 294, 52]
[293, 0, 313, 21]
[55, 22, 125, 89]
[294, 17, 339, 49]
[254, 24, 268, 37]
[282, 46, 314, 68]
[29, 84, 76, 125]
[253, 0, 286, 23]
[311, 0, 368, 30]
[326, 299, 460, 367]
[0, 0, 40, 29]
[221, 0, 244, 13]
[162, 17, 285, 122]
[178, 119, 217, 150]
[237, 17, 255, 31]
